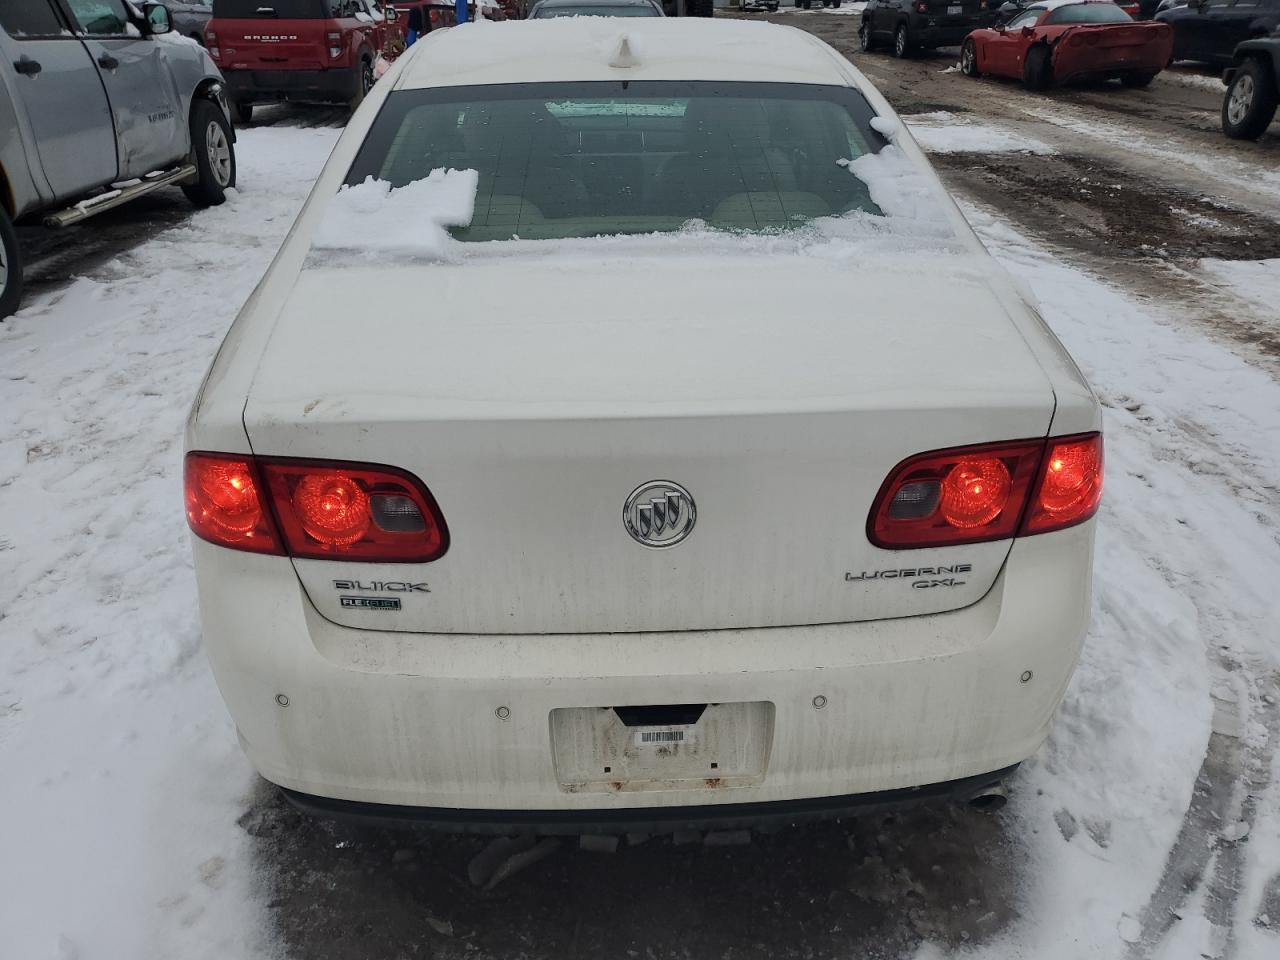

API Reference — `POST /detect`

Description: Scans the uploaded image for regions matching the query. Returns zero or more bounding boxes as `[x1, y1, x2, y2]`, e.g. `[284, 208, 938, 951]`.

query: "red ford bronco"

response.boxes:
[206, 0, 402, 121]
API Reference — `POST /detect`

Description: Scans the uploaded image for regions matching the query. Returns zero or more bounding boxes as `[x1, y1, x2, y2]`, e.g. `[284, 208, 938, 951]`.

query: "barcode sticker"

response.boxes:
[634, 727, 695, 748]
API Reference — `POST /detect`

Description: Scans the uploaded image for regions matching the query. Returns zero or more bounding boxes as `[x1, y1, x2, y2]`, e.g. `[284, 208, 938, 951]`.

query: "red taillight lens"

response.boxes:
[291, 472, 370, 546]
[915, 1, 929, 12]
[259, 458, 448, 562]
[1023, 433, 1103, 534]
[940, 457, 1012, 528]
[868, 433, 1103, 549]
[869, 440, 1043, 549]
[184, 454, 448, 562]
[184, 453, 282, 554]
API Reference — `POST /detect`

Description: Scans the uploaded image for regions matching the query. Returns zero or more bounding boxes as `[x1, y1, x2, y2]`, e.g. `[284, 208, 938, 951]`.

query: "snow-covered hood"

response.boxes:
[246, 255, 1055, 422]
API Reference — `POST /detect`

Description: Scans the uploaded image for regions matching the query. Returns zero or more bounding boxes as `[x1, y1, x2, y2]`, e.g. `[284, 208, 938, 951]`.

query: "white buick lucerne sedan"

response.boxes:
[184, 18, 1102, 831]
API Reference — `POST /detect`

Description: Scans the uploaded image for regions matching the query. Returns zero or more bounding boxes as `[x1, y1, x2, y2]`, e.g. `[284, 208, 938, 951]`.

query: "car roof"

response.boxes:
[394, 19, 854, 89]
[533, 0, 659, 6]
[1025, 0, 1117, 10]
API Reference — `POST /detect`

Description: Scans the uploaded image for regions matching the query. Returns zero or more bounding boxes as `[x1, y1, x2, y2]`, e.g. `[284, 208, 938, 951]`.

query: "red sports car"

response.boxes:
[960, 0, 1174, 90]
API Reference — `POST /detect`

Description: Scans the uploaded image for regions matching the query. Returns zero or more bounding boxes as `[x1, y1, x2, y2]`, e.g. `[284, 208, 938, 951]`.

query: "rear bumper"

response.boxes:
[221, 67, 357, 105]
[282, 764, 1019, 834]
[1052, 46, 1171, 82]
[194, 520, 1093, 816]
[913, 15, 999, 48]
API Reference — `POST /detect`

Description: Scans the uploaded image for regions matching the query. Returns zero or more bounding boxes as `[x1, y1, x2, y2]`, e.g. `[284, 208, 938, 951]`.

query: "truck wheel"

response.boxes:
[0, 205, 22, 320]
[1222, 59, 1278, 140]
[183, 98, 237, 208]
[859, 22, 878, 52]
[349, 55, 375, 112]
[1023, 44, 1052, 91]
[231, 101, 253, 125]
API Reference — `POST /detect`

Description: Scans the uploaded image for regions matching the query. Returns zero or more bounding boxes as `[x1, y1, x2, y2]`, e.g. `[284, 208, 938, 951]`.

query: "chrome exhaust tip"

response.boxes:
[967, 783, 1008, 812]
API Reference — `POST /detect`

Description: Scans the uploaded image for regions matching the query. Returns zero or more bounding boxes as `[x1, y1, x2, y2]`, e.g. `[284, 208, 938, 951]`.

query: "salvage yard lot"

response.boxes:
[2, 13, 1279, 960]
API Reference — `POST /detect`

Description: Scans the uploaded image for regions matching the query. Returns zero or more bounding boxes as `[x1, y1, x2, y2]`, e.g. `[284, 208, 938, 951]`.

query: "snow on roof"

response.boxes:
[394, 19, 855, 90]
[1026, 0, 1116, 9]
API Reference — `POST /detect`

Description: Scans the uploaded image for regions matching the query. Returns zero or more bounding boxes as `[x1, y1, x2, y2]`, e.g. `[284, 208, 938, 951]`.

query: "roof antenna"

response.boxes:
[608, 33, 639, 69]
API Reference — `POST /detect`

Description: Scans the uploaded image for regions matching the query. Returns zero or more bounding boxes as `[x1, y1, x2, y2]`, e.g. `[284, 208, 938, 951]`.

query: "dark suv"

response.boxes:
[1222, 29, 1279, 137]
[1157, 0, 1280, 66]
[860, 0, 1000, 57]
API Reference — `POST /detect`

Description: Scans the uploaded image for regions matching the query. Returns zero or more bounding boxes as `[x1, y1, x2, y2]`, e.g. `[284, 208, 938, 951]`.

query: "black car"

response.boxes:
[1157, 0, 1280, 66]
[860, 0, 1000, 58]
[1222, 29, 1280, 136]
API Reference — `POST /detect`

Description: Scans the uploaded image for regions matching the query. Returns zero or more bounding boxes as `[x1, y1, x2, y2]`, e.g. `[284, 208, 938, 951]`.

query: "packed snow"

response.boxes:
[0, 124, 341, 960]
[1198, 259, 1280, 324]
[903, 112, 1058, 156]
[2, 112, 1278, 960]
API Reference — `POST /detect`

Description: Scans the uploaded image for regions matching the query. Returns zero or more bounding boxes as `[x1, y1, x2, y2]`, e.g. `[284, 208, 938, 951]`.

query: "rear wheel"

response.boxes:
[859, 22, 877, 52]
[349, 55, 375, 112]
[960, 38, 980, 77]
[0, 205, 22, 320]
[182, 98, 236, 208]
[1023, 44, 1052, 91]
[1222, 59, 1279, 140]
[1121, 70, 1158, 89]
[230, 101, 253, 125]
[893, 23, 913, 59]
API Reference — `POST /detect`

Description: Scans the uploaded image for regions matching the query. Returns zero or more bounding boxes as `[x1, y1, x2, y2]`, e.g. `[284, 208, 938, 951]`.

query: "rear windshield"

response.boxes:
[344, 81, 886, 241]
[1044, 3, 1132, 23]
[212, 0, 340, 17]
[532, 4, 660, 16]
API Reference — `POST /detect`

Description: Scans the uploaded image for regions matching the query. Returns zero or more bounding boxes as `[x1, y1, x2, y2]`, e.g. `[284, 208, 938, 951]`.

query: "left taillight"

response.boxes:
[185, 452, 282, 555]
[184, 453, 449, 563]
[868, 433, 1102, 549]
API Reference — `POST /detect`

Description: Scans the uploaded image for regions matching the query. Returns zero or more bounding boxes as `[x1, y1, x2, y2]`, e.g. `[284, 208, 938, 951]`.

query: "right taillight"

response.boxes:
[184, 453, 449, 563]
[868, 433, 1102, 549]
[1022, 433, 1104, 534]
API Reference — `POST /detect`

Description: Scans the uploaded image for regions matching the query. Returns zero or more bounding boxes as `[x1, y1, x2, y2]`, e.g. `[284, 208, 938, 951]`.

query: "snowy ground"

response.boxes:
[0, 124, 341, 960]
[3, 107, 1279, 960]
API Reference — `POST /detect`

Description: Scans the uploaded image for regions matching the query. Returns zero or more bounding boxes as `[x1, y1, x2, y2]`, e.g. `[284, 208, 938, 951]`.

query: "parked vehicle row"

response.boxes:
[857, 0, 1276, 138]
[1, 0, 236, 319]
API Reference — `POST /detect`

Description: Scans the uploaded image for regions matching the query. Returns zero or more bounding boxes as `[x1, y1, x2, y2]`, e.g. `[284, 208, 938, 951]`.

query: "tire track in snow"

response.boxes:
[1127, 664, 1280, 958]
[964, 201, 1280, 959]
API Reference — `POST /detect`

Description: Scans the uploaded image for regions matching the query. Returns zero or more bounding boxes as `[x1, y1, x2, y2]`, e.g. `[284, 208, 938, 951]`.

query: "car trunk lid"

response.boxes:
[243, 258, 1056, 635]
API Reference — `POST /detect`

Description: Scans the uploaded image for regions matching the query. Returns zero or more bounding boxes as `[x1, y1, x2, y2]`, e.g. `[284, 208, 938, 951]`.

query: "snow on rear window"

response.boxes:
[312, 170, 479, 260]
[342, 81, 898, 243]
[319, 81, 965, 262]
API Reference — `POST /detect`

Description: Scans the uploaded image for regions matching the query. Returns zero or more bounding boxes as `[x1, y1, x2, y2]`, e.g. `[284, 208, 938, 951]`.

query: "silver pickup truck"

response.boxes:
[1, 0, 236, 319]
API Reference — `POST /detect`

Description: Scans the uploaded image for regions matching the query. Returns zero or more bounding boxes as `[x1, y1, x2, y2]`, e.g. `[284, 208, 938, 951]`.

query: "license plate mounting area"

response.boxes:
[550, 702, 775, 794]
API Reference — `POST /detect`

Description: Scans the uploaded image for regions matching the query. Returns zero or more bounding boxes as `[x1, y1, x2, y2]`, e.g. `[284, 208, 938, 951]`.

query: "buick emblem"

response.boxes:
[623, 481, 696, 549]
